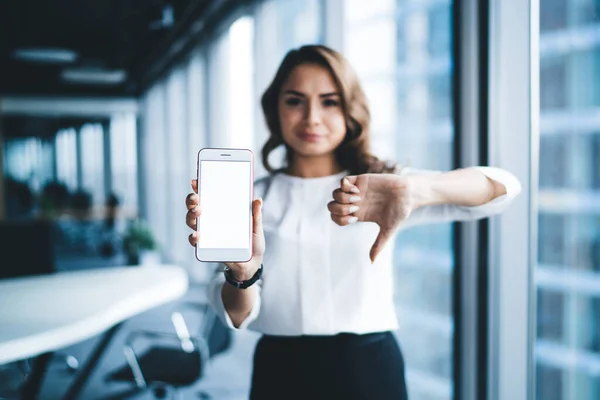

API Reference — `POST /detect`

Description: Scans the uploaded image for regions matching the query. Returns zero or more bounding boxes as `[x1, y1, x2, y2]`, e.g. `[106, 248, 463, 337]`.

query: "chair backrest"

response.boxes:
[0, 220, 55, 279]
[176, 302, 233, 359]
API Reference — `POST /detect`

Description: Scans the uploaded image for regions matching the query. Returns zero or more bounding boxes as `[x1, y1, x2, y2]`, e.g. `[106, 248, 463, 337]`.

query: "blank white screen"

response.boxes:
[198, 161, 251, 249]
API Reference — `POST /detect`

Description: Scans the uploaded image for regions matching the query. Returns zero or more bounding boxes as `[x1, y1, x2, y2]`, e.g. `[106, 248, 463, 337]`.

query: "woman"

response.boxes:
[185, 45, 520, 399]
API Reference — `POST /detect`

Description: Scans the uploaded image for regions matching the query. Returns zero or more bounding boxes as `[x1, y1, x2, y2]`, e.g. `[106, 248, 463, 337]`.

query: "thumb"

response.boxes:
[341, 175, 360, 194]
[252, 198, 263, 236]
[344, 175, 358, 185]
[370, 227, 393, 264]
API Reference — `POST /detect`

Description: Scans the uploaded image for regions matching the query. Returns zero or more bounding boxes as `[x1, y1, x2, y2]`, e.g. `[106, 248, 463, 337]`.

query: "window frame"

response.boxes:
[487, 0, 538, 399]
[453, 0, 491, 399]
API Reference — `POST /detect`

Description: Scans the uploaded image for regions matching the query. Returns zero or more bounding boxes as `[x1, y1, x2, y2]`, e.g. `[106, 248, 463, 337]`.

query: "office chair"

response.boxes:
[107, 302, 230, 399]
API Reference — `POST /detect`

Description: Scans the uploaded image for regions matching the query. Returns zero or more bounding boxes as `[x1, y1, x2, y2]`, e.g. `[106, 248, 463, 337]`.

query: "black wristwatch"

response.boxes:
[224, 264, 263, 289]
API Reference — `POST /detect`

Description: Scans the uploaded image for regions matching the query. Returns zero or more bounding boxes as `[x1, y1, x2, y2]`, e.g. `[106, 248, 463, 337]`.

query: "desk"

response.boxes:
[0, 265, 189, 399]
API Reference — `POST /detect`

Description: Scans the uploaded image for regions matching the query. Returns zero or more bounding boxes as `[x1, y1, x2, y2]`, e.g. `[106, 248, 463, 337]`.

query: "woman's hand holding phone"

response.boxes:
[186, 179, 265, 281]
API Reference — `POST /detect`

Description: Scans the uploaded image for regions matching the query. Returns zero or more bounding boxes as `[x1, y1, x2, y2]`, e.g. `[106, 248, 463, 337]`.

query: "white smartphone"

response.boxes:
[195, 148, 254, 263]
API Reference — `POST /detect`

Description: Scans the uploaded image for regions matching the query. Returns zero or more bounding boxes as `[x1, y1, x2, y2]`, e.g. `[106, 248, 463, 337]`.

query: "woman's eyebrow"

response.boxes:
[283, 90, 341, 98]
[283, 90, 306, 97]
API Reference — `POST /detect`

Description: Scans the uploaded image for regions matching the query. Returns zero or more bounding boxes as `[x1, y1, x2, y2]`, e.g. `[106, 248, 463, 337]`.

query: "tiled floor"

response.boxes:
[4, 284, 260, 400]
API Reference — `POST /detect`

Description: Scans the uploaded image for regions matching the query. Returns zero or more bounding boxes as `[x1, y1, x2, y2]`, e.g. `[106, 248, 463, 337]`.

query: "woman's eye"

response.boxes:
[285, 97, 302, 106]
[323, 99, 339, 107]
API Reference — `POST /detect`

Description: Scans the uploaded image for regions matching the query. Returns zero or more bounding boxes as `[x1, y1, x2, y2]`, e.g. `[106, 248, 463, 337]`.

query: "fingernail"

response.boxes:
[350, 186, 360, 194]
[191, 232, 197, 238]
[192, 206, 198, 213]
[349, 196, 361, 203]
[349, 205, 359, 213]
[348, 216, 358, 224]
[343, 178, 350, 186]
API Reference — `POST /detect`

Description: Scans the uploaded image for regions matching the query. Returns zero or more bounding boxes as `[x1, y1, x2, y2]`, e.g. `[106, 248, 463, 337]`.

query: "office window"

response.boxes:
[427, 4, 451, 58]
[273, 0, 322, 50]
[538, 214, 568, 266]
[79, 123, 104, 206]
[396, 1, 455, 398]
[590, 299, 600, 351]
[139, 48, 207, 275]
[537, 364, 563, 400]
[345, 0, 455, 399]
[536, 1, 600, 399]
[55, 128, 78, 191]
[345, 0, 396, 161]
[3, 137, 49, 186]
[537, 290, 564, 342]
[186, 50, 207, 164]
[539, 135, 569, 188]
[254, 0, 323, 79]
[140, 82, 169, 252]
[540, 57, 567, 110]
[228, 16, 255, 150]
[109, 114, 138, 218]
[540, 0, 569, 31]
[164, 66, 189, 264]
[571, 50, 600, 109]
[207, 16, 255, 150]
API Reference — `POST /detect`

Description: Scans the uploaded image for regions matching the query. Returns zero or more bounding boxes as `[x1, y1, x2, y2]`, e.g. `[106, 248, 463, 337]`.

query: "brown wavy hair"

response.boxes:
[260, 45, 397, 176]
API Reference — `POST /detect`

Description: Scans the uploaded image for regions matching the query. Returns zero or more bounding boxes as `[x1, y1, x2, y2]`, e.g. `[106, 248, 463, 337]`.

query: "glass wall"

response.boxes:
[1, 115, 138, 266]
[536, 0, 600, 399]
[109, 114, 138, 218]
[344, 1, 454, 399]
[80, 123, 105, 206]
[55, 128, 78, 191]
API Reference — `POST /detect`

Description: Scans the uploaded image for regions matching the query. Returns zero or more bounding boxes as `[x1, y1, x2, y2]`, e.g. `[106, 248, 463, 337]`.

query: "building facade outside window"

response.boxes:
[536, 0, 600, 399]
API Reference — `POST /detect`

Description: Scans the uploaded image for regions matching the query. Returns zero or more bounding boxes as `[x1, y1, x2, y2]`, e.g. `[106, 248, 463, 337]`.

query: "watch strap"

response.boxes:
[224, 264, 263, 289]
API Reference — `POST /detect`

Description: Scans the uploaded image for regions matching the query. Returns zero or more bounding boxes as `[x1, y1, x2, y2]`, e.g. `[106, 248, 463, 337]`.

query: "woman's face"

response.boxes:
[278, 63, 346, 159]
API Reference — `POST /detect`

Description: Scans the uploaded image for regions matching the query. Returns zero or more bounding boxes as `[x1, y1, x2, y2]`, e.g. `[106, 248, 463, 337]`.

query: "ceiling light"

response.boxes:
[13, 48, 78, 64]
[61, 68, 127, 85]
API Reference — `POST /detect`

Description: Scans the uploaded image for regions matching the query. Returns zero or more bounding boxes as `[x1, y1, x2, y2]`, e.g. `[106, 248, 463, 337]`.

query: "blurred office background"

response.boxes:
[0, 0, 598, 399]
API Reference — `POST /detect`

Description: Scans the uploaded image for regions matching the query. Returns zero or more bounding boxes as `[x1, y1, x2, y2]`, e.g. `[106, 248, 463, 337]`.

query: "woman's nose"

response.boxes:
[305, 103, 322, 126]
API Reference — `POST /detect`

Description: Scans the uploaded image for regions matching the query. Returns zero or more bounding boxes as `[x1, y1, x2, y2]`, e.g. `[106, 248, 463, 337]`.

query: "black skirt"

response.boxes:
[250, 331, 408, 400]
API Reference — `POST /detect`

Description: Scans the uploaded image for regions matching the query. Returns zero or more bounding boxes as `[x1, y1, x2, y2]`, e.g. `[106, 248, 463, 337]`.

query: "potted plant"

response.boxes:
[39, 181, 70, 218]
[122, 219, 159, 265]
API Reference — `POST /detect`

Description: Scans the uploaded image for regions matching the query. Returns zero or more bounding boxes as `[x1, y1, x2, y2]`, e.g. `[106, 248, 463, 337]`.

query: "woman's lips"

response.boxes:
[298, 133, 322, 142]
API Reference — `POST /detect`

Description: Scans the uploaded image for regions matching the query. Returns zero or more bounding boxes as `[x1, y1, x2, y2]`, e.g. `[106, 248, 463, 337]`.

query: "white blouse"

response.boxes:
[206, 166, 521, 336]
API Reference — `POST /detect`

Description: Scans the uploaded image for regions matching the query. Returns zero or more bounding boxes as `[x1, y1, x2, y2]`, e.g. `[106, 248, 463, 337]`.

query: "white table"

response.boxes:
[0, 265, 189, 399]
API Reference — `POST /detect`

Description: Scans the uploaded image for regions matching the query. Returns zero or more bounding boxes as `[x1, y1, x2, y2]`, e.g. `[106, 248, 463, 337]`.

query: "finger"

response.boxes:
[185, 193, 198, 210]
[186, 206, 200, 230]
[340, 176, 360, 194]
[332, 188, 361, 205]
[330, 213, 359, 226]
[191, 179, 198, 194]
[223, 261, 236, 270]
[188, 231, 198, 247]
[252, 198, 263, 236]
[327, 201, 360, 216]
[370, 227, 394, 264]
